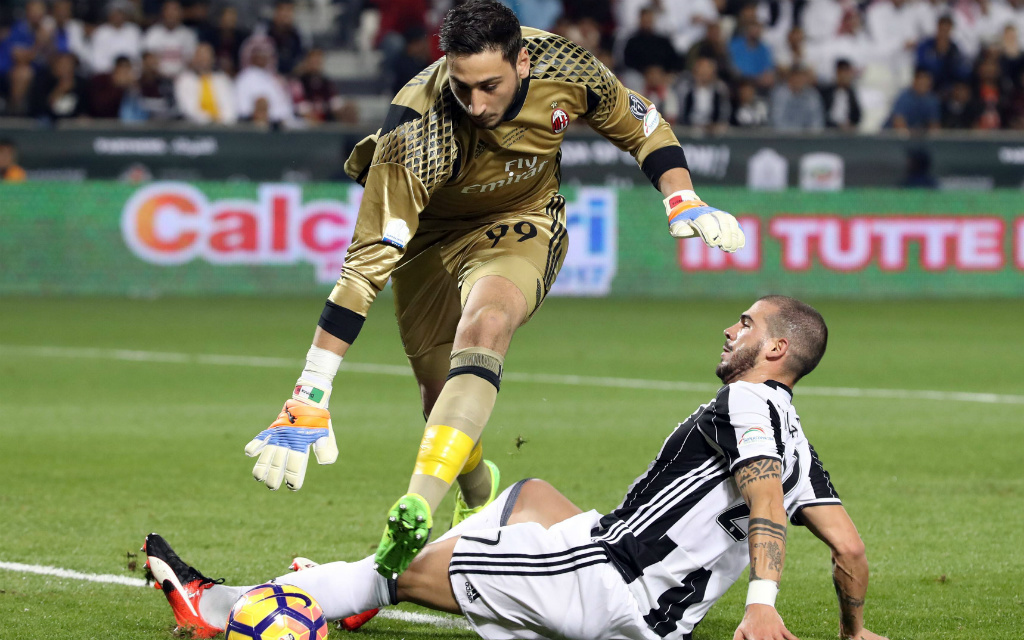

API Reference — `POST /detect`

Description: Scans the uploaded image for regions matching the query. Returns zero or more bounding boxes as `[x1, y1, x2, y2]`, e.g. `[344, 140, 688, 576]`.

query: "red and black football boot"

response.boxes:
[143, 533, 225, 639]
[289, 556, 380, 631]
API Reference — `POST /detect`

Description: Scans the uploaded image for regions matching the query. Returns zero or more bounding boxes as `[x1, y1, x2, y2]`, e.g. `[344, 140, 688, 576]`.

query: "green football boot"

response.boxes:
[374, 493, 432, 579]
[452, 460, 501, 527]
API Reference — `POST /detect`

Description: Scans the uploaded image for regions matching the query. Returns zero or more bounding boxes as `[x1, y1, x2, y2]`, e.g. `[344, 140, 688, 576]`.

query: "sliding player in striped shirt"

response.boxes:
[147, 296, 885, 640]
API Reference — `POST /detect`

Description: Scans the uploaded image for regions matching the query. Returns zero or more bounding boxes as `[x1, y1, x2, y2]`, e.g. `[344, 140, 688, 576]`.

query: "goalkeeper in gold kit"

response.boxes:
[244, 0, 745, 580]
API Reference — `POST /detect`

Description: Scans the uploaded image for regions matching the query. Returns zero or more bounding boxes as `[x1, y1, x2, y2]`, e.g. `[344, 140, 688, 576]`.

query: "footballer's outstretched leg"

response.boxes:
[147, 535, 396, 634]
[289, 557, 381, 630]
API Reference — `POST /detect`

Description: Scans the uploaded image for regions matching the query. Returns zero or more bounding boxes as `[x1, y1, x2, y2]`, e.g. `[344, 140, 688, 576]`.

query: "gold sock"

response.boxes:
[407, 348, 502, 513]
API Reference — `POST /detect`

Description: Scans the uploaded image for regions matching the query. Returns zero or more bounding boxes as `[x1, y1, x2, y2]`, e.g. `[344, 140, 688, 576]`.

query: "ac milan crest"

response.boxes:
[551, 108, 569, 134]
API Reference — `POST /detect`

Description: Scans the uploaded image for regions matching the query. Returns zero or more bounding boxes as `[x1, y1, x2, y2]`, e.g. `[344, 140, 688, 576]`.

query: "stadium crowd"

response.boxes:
[1, 0, 1024, 132]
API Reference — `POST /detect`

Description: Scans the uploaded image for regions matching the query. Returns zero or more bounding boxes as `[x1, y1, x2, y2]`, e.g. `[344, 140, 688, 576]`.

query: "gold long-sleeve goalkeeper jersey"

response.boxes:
[328, 27, 687, 318]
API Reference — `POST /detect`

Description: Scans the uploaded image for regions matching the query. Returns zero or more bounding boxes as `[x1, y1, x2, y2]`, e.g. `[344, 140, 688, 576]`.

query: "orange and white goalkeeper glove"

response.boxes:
[245, 346, 342, 491]
[665, 189, 745, 253]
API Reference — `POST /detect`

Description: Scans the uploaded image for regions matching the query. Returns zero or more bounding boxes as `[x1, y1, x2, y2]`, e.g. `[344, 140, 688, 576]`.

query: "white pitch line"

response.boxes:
[2, 344, 1022, 405]
[378, 609, 469, 629]
[0, 561, 467, 629]
[0, 561, 148, 587]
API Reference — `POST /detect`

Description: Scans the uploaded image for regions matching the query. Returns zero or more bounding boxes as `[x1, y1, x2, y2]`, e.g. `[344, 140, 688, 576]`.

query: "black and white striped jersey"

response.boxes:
[590, 380, 842, 640]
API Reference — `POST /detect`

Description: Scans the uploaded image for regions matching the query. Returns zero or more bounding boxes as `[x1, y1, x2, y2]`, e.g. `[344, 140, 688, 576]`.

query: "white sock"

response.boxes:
[273, 556, 393, 621]
[199, 584, 249, 629]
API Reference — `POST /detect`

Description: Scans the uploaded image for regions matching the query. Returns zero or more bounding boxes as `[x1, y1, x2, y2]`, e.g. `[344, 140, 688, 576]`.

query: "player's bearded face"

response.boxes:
[716, 305, 767, 383]
[716, 337, 764, 383]
[448, 48, 527, 130]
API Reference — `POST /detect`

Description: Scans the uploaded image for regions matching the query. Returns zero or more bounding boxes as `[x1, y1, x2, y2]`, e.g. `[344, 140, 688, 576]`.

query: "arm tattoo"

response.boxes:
[750, 562, 763, 581]
[748, 517, 787, 542]
[735, 458, 782, 492]
[753, 541, 784, 572]
[748, 518, 787, 583]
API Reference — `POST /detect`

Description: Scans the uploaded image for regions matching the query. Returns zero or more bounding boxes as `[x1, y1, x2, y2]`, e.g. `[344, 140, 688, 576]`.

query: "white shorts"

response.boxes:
[448, 508, 658, 640]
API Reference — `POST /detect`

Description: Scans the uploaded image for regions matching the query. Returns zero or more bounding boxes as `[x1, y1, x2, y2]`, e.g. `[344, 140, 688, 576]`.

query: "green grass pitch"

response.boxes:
[0, 296, 1021, 639]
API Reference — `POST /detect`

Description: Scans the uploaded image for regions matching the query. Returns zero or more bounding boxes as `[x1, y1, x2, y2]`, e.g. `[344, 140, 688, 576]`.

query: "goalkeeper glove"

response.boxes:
[245, 381, 339, 491]
[664, 190, 745, 253]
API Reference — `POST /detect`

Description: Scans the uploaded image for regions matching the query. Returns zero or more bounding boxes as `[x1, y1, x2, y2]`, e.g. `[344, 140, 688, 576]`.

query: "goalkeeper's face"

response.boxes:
[716, 303, 768, 384]
[448, 47, 530, 130]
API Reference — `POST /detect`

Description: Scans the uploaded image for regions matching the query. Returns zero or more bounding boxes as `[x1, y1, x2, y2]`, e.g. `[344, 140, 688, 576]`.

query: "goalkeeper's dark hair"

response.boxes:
[439, 0, 523, 66]
[758, 295, 828, 382]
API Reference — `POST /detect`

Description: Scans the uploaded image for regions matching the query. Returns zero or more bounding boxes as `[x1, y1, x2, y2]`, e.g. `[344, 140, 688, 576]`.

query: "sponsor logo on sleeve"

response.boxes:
[382, 218, 410, 249]
[628, 93, 647, 121]
[738, 427, 772, 447]
[643, 105, 660, 137]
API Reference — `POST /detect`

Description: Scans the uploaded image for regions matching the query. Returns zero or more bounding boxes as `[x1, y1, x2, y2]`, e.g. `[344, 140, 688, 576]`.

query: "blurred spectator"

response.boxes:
[0, 138, 27, 182]
[800, 0, 845, 45]
[88, 54, 135, 118]
[729, 13, 776, 91]
[264, 0, 304, 75]
[0, 0, 56, 76]
[642, 65, 679, 124]
[887, 66, 941, 132]
[730, 78, 770, 127]
[623, 8, 682, 75]
[2, 63, 36, 117]
[770, 64, 824, 131]
[293, 48, 358, 123]
[1011, 0, 1024, 48]
[143, 0, 198, 78]
[614, 0, 665, 42]
[972, 53, 1009, 129]
[755, 0, 799, 51]
[499, 0, 562, 31]
[250, 95, 272, 129]
[235, 38, 293, 125]
[1000, 25, 1024, 89]
[865, 0, 925, 81]
[49, 0, 91, 72]
[941, 79, 979, 127]
[209, 0, 261, 30]
[916, 15, 971, 95]
[556, 16, 605, 56]
[914, 0, 947, 38]
[91, 0, 143, 73]
[374, 0, 428, 86]
[805, 7, 871, 83]
[686, 20, 733, 84]
[951, 0, 1015, 60]
[821, 58, 862, 130]
[200, 5, 247, 76]
[1007, 69, 1024, 127]
[138, 50, 176, 119]
[669, 0, 721, 55]
[174, 42, 236, 123]
[561, 0, 614, 32]
[679, 55, 731, 132]
[772, 26, 807, 78]
[30, 51, 88, 120]
[375, 0, 428, 50]
[391, 26, 433, 94]
[182, 0, 212, 28]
